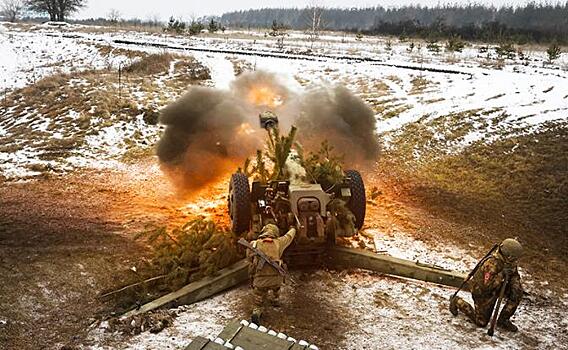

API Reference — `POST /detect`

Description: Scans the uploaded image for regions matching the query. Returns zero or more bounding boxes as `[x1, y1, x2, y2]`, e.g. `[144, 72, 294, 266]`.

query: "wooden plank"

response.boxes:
[218, 320, 310, 350]
[232, 326, 295, 349]
[183, 337, 211, 350]
[329, 246, 467, 288]
[122, 259, 249, 318]
[217, 319, 243, 341]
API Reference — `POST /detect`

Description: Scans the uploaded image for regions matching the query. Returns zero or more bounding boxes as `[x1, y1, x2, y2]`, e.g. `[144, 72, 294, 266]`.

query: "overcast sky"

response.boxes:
[76, 1, 558, 20]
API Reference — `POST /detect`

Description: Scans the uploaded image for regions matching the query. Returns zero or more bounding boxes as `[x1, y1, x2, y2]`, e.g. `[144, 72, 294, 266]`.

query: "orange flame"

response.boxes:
[247, 85, 283, 108]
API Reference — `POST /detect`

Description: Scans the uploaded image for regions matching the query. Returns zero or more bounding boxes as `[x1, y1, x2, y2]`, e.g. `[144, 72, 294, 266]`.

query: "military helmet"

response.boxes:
[259, 224, 280, 239]
[499, 238, 523, 261]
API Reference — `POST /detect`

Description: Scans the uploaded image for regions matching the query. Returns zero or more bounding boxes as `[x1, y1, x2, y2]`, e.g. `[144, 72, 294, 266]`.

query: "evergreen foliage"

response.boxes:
[295, 140, 345, 191]
[208, 18, 219, 33]
[136, 218, 242, 290]
[243, 127, 346, 190]
[445, 36, 466, 52]
[547, 43, 561, 62]
[188, 20, 205, 35]
[269, 19, 288, 37]
[244, 126, 297, 182]
[165, 16, 185, 34]
[495, 43, 516, 59]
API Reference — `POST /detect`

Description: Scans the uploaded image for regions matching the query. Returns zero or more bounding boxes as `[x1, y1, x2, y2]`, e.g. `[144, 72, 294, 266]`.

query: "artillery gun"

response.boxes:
[227, 112, 366, 265]
[123, 114, 466, 327]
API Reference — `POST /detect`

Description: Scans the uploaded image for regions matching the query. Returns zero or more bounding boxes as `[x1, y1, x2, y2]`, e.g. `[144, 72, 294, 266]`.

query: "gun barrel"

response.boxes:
[259, 111, 279, 130]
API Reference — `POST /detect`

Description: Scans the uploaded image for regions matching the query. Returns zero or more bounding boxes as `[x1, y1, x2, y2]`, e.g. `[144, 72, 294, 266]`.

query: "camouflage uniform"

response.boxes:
[247, 225, 296, 322]
[326, 199, 357, 237]
[452, 250, 523, 331]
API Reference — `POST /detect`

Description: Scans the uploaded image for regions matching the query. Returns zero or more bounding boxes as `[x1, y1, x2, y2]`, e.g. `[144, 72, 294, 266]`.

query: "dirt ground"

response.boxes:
[0, 160, 189, 349]
[0, 160, 566, 350]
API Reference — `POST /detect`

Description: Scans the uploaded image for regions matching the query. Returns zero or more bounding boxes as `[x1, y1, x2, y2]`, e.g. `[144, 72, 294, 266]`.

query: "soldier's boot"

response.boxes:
[268, 289, 281, 307]
[452, 297, 477, 323]
[497, 318, 518, 332]
[497, 301, 519, 332]
[251, 307, 263, 325]
[449, 296, 458, 316]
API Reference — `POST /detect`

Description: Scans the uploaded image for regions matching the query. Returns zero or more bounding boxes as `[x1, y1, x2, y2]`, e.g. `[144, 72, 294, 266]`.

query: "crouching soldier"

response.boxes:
[246, 223, 296, 324]
[450, 238, 524, 332]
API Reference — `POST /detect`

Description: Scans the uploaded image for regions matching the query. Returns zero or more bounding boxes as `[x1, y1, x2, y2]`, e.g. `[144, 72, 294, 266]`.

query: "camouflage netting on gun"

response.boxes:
[104, 218, 243, 310]
[242, 127, 356, 235]
[242, 126, 345, 189]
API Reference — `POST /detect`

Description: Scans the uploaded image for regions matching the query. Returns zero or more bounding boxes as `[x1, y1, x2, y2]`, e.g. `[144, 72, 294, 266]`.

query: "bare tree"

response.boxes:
[304, 3, 324, 49]
[1, 0, 25, 22]
[26, 0, 86, 22]
[107, 8, 121, 24]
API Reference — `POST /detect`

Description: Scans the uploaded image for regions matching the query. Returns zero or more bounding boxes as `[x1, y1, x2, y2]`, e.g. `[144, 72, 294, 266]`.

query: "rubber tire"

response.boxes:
[228, 173, 251, 235]
[345, 170, 366, 229]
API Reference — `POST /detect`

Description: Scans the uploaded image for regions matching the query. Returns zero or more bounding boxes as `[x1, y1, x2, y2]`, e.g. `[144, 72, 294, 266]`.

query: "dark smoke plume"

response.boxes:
[157, 70, 380, 193]
[156, 86, 261, 192]
[294, 85, 380, 163]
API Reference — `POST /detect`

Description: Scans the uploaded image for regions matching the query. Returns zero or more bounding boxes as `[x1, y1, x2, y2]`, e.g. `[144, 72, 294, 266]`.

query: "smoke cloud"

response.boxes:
[295, 85, 380, 163]
[156, 87, 259, 192]
[157, 70, 380, 194]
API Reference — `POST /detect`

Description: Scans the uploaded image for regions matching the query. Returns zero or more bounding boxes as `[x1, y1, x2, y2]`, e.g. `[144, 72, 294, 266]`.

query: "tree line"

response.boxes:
[221, 3, 568, 44]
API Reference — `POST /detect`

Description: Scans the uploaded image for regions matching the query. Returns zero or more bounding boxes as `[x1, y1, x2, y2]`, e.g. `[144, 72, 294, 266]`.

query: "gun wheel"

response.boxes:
[345, 170, 366, 229]
[228, 173, 251, 235]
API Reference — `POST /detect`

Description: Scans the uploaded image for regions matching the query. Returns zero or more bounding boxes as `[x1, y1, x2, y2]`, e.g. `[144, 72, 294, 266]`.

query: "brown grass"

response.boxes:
[124, 53, 177, 75]
[409, 76, 432, 95]
[227, 56, 254, 76]
[93, 43, 145, 59]
[380, 119, 568, 250]
[1, 53, 211, 170]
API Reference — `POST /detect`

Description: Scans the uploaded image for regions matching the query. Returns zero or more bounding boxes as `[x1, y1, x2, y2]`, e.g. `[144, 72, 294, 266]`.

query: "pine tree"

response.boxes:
[208, 18, 219, 33]
[547, 43, 561, 63]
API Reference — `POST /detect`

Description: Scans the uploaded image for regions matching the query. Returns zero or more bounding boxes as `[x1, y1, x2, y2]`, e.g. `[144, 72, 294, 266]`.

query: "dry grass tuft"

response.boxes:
[124, 53, 177, 75]
[409, 76, 434, 95]
[93, 43, 146, 59]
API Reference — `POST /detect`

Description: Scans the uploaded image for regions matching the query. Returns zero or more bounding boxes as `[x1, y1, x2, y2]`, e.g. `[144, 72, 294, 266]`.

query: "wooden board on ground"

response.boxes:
[185, 337, 227, 350]
[185, 319, 313, 350]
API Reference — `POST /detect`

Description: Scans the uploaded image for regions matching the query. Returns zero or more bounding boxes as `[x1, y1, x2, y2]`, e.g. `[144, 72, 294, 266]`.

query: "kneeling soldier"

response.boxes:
[246, 223, 296, 324]
[450, 238, 524, 332]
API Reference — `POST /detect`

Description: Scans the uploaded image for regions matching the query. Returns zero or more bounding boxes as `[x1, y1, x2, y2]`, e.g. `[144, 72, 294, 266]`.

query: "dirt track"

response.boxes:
[0, 161, 566, 349]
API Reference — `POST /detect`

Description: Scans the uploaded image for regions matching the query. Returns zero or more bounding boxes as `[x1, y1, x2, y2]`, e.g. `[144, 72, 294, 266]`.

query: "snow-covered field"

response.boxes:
[1, 23, 567, 349]
[1, 22, 566, 180]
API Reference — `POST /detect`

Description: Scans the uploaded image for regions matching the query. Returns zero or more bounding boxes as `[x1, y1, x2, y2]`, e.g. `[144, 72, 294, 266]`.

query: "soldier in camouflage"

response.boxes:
[450, 238, 524, 332]
[247, 223, 296, 324]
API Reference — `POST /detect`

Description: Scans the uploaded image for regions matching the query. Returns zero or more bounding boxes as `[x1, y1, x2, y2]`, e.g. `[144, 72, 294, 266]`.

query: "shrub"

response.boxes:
[426, 40, 440, 53]
[188, 21, 205, 35]
[124, 53, 175, 75]
[547, 43, 561, 63]
[495, 43, 516, 59]
[445, 36, 466, 52]
[164, 16, 186, 34]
